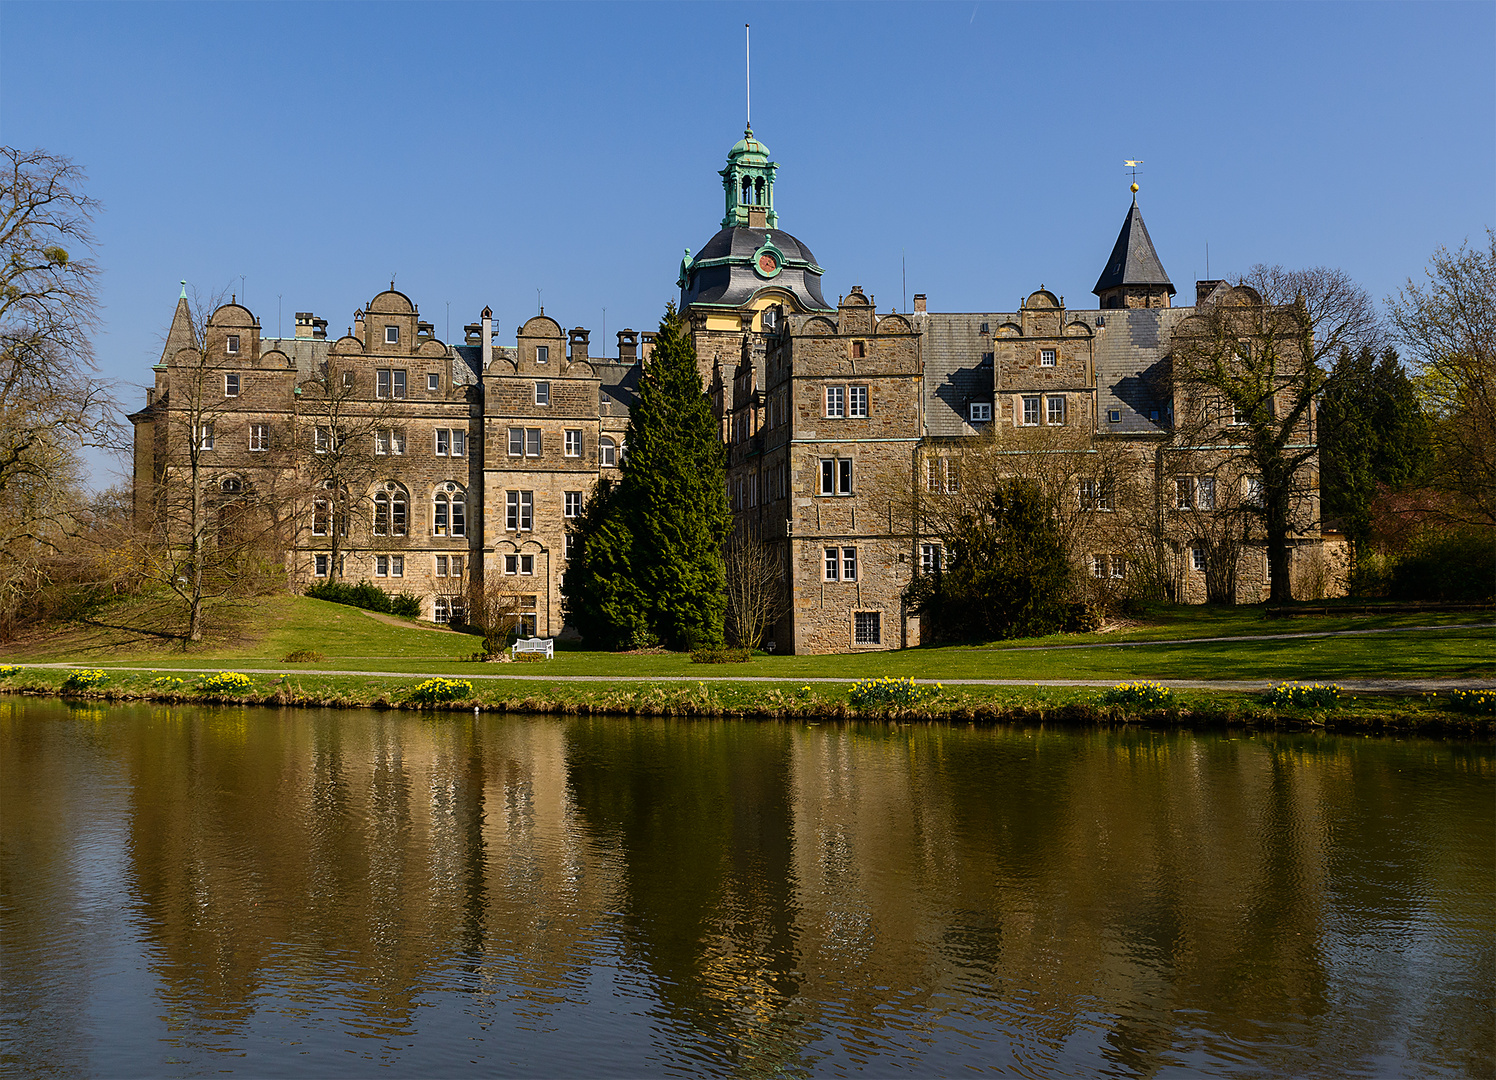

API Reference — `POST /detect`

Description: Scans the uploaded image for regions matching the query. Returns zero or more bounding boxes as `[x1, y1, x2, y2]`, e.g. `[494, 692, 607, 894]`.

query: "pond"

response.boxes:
[1, 700, 1491, 1077]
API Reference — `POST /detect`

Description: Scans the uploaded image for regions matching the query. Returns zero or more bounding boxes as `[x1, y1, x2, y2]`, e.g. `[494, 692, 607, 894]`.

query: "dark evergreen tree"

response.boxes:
[561, 477, 649, 650]
[619, 305, 730, 649]
[561, 305, 729, 650]
[905, 478, 1074, 641]
[1320, 346, 1431, 547]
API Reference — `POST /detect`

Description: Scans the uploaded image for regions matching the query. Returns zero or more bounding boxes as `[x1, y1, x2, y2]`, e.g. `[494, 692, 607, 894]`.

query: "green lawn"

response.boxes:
[1, 593, 1489, 686]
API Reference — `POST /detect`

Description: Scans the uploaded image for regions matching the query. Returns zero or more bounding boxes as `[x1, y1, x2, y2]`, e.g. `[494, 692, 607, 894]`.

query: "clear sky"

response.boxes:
[3, 1, 1492, 486]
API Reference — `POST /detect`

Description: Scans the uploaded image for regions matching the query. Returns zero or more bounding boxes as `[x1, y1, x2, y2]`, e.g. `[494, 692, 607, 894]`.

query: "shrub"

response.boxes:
[198, 671, 255, 695]
[1447, 688, 1496, 715]
[849, 676, 939, 710]
[1262, 682, 1341, 709]
[690, 646, 753, 664]
[410, 677, 474, 705]
[61, 669, 109, 693]
[283, 649, 325, 662]
[0, 664, 20, 678]
[306, 579, 396, 614]
[1062, 601, 1103, 633]
[1388, 527, 1495, 602]
[1103, 681, 1174, 708]
[390, 592, 423, 619]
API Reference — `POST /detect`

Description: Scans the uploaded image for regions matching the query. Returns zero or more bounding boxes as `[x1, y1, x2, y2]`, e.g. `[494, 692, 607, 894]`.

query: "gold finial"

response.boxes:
[1131, 182, 1140, 194]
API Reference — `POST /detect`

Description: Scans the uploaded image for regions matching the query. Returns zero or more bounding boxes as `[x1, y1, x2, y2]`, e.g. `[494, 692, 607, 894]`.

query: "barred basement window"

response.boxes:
[854, 612, 881, 645]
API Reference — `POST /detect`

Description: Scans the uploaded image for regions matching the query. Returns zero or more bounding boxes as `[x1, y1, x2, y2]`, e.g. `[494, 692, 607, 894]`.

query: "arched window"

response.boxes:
[599, 437, 617, 467]
[433, 484, 466, 537]
[373, 483, 408, 537]
[754, 177, 764, 205]
[742, 177, 753, 205]
[220, 476, 242, 494]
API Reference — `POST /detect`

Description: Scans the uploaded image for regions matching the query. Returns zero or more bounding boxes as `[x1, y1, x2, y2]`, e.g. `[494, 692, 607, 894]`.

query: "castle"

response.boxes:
[130, 125, 1338, 653]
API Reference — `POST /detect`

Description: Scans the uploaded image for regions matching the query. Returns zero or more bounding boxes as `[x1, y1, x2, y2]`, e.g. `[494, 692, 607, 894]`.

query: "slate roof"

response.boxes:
[1091, 307, 1186, 435]
[921, 314, 1002, 437]
[681, 226, 832, 313]
[1093, 201, 1176, 297]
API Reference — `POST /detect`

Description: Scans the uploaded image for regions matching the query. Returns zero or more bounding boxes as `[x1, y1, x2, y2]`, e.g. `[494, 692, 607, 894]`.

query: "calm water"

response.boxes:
[1, 701, 1491, 1078]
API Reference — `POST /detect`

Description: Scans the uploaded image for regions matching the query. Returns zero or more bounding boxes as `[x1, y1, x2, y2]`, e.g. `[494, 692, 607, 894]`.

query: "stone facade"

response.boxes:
[130, 128, 1345, 652]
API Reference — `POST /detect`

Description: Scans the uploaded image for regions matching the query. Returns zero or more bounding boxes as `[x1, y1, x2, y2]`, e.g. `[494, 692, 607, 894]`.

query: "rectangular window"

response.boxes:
[1093, 555, 1106, 578]
[535, 381, 550, 406]
[1080, 478, 1114, 511]
[945, 459, 960, 493]
[851, 340, 866, 359]
[518, 555, 532, 576]
[564, 491, 583, 518]
[224, 373, 240, 397]
[525, 428, 541, 457]
[1232, 404, 1247, 425]
[970, 402, 992, 423]
[506, 491, 533, 531]
[1040, 348, 1056, 367]
[826, 386, 845, 418]
[1108, 409, 1122, 424]
[508, 428, 523, 456]
[920, 543, 943, 573]
[196, 424, 214, 450]
[1196, 477, 1215, 510]
[827, 457, 852, 495]
[385, 325, 399, 344]
[1245, 476, 1264, 507]
[452, 555, 464, 578]
[390, 555, 404, 578]
[427, 373, 439, 392]
[436, 429, 449, 456]
[1192, 546, 1207, 572]
[226, 334, 240, 356]
[375, 555, 389, 577]
[1111, 556, 1127, 580]
[818, 458, 836, 495]
[824, 547, 840, 581]
[393, 370, 405, 398]
[1176, 477, 1193, 510]
[314, 554, 329, 577]
[376, 430, 389, 455]
[854, 611, 881, 646]
[435, 555, 449, 577]
[565, 430, 582, 457]
[1047, 395, 1066, 425]
[564, 533, 576, 559]
[342, 371, 356, 389]
[849, 385, 868, 418]
[250, 424, 268, 452]
[535, 345, 549, 364]
[841, 547, 857, 582]
[377, 369, 389, 398]
[927, 459, 940, 493]
[1022, 396, 1040, 426]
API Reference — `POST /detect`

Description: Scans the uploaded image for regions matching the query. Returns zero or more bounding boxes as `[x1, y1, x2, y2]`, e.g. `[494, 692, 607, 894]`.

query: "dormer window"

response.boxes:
[385, 325, 399, 345]
[226, 334, 240, 355]
[535, 346, 549, 364]
[969, 402, 992, 423]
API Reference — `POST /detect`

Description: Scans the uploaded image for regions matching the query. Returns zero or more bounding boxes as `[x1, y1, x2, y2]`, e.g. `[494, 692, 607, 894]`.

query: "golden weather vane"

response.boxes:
[1124, 159, 1143, 194]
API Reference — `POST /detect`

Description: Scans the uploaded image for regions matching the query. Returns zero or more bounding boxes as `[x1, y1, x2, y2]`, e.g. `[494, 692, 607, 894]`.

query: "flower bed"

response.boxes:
[1263, 683, 1341, 709]
[1103, 681, 1174, 708]
[849, 676, 939, 710]
[1447, 688, 1495, 715]
[410, 677, 475, 705]
[61, 669, 108, 694]
[198, 671, 255, 695]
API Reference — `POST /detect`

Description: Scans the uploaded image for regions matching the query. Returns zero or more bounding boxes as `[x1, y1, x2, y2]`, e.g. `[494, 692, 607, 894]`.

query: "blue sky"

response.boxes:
[2, 1, 1492, 483]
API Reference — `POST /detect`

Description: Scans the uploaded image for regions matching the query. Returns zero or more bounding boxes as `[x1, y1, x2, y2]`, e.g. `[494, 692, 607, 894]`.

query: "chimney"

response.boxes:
[640, 331, 657, 362]
[481, 306, 493, 369]
[1196, 280, 1227, 305]
[295, 312, 328, 340]
[417, 320, 434, 341]
[569, 327, 590, 363]
[353, 309, 365, 343]
[913, 293, 927, 314]
[464, 323, 482, 347]
[617, 329, 639, 362]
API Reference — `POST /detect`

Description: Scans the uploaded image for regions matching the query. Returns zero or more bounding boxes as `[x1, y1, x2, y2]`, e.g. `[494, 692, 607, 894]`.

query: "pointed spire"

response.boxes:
[159, 288, 196, 365]
[1093, 199, 1175, 304]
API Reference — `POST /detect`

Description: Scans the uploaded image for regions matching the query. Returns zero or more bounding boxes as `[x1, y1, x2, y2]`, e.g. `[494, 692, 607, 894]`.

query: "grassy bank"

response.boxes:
[2, 665, 1490, 737]
[0, 592, 1490, 734]
[1, 593, 1491, 684]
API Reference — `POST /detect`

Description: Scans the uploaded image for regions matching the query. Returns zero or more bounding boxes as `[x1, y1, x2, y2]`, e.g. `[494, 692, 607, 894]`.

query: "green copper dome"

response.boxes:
[728, 128, 770, 161]
[720, 126, 778, 228]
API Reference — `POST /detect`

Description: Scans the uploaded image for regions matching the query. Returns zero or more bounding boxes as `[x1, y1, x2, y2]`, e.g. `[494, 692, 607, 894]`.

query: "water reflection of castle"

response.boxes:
[89, 711, 1480, 1072]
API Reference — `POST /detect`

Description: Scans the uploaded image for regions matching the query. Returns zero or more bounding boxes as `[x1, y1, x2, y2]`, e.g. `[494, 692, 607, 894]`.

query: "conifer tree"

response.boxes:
[562, 304, 729, 649]
[618, 304, 730, 649]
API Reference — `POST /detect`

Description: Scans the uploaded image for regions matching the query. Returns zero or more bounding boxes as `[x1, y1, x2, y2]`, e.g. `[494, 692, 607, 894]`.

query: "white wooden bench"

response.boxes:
[511, 636, 554, 660]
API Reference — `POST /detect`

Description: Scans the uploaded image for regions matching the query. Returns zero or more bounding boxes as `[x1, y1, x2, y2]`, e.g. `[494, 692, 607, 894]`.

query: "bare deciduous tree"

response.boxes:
[1170, 267, 1381, 602]
[723, 529, 786, 649]
[1388, 230, 1495, 527]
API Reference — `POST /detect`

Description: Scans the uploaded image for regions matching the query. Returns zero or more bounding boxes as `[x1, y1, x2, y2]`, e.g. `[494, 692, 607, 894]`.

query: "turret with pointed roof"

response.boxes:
[1093, 195, 1175, 309]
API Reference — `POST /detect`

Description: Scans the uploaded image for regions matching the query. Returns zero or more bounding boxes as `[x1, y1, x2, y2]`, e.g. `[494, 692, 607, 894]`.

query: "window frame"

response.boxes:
[823, 547, 840, 581]
[969, 402, 993, 423]
[196, 423, 214, 450]
[250, 424, 268, 452]
[1040, 348, 1057, 367]
[1046, 395, 1066, 425]
[564, 491, 583, 519]
[535, 345, 549, 365]
[385, 325, 399, 345]
[534, 381, 550, 406]
[427, 373, 439, 392]
[225, 334, 240, 356]
[841, 547, 857, 582]
[1021, 396, 1040, 426]
[920, 543, 943, 574]
[848, 385, 868, 418]
[564, 429, 582, 457]
[224, 372, 240, 397]
[314, 554, 329, 577]
[853, 611, 881, 646]
[599, 437, 617, 467]
[825, 385, 846, 418]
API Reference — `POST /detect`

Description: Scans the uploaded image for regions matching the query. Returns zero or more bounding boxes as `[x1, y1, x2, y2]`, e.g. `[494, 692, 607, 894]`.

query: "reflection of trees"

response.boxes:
[565, 717, 808, 1072]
